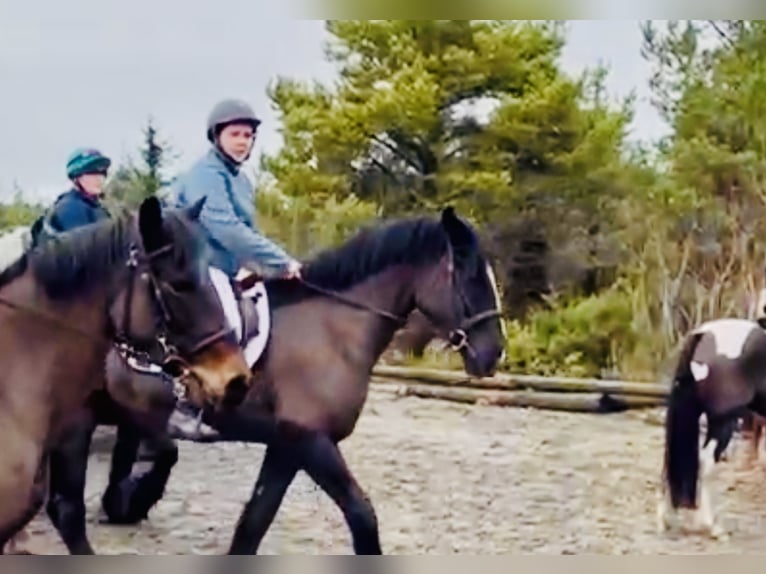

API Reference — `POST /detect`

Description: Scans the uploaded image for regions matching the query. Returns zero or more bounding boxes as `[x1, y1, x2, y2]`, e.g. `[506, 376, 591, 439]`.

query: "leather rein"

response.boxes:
[238, 260, 502, 359]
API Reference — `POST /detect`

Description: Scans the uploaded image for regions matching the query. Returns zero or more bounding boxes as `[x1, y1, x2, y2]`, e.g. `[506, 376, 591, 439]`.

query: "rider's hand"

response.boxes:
[282, 260, 302, 280]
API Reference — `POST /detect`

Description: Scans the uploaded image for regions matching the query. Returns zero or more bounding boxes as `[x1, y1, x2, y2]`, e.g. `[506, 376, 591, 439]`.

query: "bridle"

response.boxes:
[435, 257, 502, 359]
[113, 240, 233, 373]
[444, 308, 502, 358]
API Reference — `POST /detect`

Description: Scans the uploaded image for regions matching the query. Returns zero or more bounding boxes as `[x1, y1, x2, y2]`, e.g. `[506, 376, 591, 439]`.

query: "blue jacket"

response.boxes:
[31, 189, 110, 246]
[170, 148, 294, 278]
[49, 189, 111, 231]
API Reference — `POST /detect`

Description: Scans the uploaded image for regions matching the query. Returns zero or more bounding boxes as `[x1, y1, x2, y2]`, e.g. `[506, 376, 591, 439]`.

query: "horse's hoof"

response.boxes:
[101, 477, 147, 525]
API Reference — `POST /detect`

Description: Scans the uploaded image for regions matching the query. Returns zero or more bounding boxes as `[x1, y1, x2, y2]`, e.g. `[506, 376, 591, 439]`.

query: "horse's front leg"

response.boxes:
[300, 432, 382, 555]
[100, 422, 143, 524]
[115, 431, 179, 523]
[695, 416, 732, 540]
[227, 445, 298, 554]
[46, 410, 97, 554]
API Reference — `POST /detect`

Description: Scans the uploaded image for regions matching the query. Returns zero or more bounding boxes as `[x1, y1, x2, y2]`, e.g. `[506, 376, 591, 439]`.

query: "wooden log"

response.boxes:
[371, 364, 669, 398]
[385, 382, 665, 413]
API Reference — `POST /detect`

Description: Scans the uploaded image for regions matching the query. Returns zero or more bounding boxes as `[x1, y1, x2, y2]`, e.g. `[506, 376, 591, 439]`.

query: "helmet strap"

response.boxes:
[72, 174, 105, 197]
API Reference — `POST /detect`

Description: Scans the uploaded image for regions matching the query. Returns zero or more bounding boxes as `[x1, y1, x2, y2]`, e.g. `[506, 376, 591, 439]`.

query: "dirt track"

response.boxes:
[16, 385, 766, 554]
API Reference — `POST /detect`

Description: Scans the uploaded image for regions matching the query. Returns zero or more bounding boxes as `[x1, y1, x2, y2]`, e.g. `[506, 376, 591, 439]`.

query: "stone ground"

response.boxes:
[15, 384, 766, 554]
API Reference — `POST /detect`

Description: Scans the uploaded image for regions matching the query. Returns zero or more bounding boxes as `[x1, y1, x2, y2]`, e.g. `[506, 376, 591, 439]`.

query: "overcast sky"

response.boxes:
[0, 9, 666, 202]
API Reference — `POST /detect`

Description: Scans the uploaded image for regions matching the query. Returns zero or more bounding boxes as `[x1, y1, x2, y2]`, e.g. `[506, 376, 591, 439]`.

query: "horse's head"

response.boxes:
[109, 196, 251, 409]
[413, 206, 506, 377]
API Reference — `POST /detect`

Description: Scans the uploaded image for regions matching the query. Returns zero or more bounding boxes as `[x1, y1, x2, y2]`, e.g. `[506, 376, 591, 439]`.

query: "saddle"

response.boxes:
[233, 272, 263, 346]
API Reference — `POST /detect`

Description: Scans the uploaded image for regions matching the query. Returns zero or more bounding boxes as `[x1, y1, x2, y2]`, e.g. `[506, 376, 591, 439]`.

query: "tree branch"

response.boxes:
[706, 20, 736, 48]
[369, 134, 422, 172]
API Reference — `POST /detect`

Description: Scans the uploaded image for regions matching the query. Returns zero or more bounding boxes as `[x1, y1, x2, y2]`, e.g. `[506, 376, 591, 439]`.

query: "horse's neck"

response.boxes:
[7, 268, 114, 339]
[327, 265, 420, 362]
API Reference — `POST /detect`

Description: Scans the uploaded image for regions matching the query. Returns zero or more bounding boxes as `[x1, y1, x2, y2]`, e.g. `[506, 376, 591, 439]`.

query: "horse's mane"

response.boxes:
[266, 215, 450, 308]
[0, 216, 133, 299]
[0, 208, 203, 300]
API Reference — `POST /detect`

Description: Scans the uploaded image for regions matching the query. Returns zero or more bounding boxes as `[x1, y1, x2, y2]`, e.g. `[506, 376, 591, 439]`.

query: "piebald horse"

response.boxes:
[658, 288, 766, 539]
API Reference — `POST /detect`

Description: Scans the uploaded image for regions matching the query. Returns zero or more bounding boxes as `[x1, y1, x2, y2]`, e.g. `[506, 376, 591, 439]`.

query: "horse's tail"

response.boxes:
[664, 331, 704, 509]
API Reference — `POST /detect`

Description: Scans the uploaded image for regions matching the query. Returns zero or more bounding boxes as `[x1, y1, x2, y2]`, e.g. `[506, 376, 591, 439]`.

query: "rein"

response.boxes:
[298, 278, 407, 326]
[297, 276, 500, 358]
[241, 266, 501, 358]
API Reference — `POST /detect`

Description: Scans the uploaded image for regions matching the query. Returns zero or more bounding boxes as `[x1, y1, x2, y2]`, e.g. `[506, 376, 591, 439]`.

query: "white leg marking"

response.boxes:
[695, 439, 728, 539]
[700, 439, 717, 477]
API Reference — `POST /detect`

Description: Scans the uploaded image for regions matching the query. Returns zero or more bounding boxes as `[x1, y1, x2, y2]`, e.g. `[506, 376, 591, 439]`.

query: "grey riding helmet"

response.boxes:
[206, 99, 262, 142]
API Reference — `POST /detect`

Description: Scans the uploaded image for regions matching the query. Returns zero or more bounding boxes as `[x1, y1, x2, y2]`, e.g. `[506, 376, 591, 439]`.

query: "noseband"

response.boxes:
[445, 308, 502, 357]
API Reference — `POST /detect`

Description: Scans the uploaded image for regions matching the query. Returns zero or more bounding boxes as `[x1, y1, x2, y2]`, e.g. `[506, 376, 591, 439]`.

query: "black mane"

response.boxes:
[266, 216, 450, 307]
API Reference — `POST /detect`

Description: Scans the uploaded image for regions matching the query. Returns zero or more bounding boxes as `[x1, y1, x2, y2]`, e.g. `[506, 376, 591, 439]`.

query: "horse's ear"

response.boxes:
[441, 206, 457, 221]
[138, 196, 165, 252]
[185, 196, 207, 221]
[440, 205, 474, 248]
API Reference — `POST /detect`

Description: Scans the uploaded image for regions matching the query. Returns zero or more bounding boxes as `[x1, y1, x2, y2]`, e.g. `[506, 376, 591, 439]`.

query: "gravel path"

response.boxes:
[14, 386, 766, 554]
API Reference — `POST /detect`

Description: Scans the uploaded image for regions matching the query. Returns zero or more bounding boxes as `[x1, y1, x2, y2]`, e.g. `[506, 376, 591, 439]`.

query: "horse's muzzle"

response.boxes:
[166, 338, 252, 409]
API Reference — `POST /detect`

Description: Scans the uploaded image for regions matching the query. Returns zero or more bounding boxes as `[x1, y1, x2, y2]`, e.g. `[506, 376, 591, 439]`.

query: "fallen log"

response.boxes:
[371, 364, 669, 398]
[383, 382, 665, 413]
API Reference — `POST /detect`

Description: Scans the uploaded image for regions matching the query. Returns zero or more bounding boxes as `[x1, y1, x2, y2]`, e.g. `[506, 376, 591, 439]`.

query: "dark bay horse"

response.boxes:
[659, 315, 766, 540]
[0, 196, 251, 553]
[202, 205, 506, 554]
[43, 205, 506, 554]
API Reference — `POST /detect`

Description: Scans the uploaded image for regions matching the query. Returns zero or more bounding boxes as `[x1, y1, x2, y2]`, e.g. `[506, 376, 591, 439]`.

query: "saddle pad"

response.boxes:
[209, 267, 271, 368]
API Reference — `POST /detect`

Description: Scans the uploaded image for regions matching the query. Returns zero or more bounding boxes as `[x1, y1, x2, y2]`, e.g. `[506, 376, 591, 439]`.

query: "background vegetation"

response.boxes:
[3, 20, 760, 381]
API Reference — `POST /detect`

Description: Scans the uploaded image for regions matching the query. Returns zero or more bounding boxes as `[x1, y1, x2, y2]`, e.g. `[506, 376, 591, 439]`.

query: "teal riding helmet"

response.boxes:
[66, 148, 112, 180]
